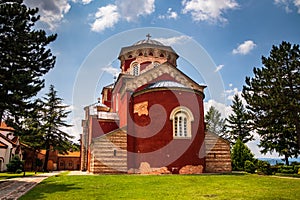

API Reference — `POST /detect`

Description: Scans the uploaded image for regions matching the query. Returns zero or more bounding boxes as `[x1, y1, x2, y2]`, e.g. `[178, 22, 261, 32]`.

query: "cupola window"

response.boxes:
[131, 63, 139, 76]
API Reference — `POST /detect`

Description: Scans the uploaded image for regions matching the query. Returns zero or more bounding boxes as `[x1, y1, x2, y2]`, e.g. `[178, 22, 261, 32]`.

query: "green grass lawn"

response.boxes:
[0, 172, 41, 180]
[20, 173, 300, 200]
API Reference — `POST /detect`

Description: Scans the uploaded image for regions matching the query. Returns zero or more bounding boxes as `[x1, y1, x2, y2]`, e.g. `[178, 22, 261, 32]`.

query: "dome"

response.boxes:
[147, 81, 187, 89]
[118, 35, 178, 59]
[133, 39, 164, 46]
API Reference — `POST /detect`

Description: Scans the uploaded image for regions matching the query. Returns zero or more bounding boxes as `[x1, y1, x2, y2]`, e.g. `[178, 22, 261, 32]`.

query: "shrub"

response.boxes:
[278, 165, 295, 174]
[256, 160, 272, 175]
[231, 139, 255, 171]
[244, 160, 256, 173]
[6, 156, 24, 173]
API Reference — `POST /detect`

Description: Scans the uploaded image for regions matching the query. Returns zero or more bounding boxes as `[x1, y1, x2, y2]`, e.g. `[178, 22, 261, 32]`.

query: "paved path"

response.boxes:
[67, 170, 91, 175]
[0, 171, 62, 200]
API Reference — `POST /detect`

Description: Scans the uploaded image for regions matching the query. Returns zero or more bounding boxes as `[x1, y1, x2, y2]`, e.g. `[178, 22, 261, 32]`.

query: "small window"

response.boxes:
[132, 63, 139, 76]
[69, 162, 73, 167]
[160, 53, 164, 57]
[113, 149, 117, 156]
[149, 52, 153, 56]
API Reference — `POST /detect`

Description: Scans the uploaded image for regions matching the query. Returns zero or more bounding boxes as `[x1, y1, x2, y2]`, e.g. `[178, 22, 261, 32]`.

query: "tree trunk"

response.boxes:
[0, 109, 3, 125]
[43, 147, 50, 172]
[284, 153, 289, 166]
[33, 150, 37, 172]
[295, 118, 300, 148]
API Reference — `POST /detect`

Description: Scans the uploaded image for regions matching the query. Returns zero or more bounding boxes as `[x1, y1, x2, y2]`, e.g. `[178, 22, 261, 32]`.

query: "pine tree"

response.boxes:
[226, 94, 253, 144]
[0, 0, 57, 124]
[205, 106, 227, 138]
[243, 41, 300, 165]
[41, 85, 73, 172]
[18, 99, 45, 172]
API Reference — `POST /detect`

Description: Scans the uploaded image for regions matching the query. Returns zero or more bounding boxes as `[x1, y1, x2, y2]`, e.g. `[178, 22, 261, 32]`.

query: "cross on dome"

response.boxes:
[146, 33, 151, 40]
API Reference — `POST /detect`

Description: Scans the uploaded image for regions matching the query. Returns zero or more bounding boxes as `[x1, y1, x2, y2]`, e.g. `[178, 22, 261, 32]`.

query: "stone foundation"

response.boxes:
[179, 165, 203, 174]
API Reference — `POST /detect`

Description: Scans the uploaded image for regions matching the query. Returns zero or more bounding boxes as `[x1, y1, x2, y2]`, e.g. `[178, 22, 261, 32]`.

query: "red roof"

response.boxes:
[0, 141, 8, 148]
[58, 151, 80, 157]
[0, 122, 14, 131]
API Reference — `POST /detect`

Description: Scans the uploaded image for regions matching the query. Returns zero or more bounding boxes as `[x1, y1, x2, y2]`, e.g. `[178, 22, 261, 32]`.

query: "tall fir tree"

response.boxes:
[243, 41, 300, 165]
[205, 106, 228, 139]
[41, 85, 73, 172]
[226, 94, 253, 144]
[0, 0, 57, 124]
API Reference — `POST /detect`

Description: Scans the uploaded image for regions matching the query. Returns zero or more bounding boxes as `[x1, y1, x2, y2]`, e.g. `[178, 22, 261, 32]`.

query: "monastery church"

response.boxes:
[80, 35, 231, 174]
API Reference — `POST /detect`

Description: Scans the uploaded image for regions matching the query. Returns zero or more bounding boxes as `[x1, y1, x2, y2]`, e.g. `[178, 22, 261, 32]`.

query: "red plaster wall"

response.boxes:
[102, 87, 113, 108]
[97, 120, 119, 136]
[140, 61, 151, 71]
[123, 58, 136, 72]
[127, 88, 205, 172]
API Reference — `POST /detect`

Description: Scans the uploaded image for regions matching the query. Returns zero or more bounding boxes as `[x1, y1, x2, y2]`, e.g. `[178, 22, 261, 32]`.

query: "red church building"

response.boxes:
[81, 36, 231, 174]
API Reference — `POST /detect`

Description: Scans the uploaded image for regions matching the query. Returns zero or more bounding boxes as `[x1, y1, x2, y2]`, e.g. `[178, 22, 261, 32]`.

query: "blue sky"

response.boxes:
[23, 0, 300, 158]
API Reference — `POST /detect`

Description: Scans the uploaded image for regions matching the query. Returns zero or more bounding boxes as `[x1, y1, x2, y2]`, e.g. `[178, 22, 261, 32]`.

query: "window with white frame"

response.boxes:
[132, 63, 139, 76]
[170, 106, 194, 138]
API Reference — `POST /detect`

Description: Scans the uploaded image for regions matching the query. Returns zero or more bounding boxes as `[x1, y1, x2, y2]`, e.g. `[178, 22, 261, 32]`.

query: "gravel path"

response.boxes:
[0, 172, 62, 200]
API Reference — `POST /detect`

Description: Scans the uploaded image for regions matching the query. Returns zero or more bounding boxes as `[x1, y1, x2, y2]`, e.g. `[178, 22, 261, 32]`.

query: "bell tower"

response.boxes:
[118, 34, 179, 76]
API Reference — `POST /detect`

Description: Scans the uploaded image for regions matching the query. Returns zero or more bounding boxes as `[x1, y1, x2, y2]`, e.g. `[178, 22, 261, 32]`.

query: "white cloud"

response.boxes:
[91, 5, 120, 33]
[294, 0, 300, 13]
[91, 0, 155, 32]
[232, 40, 256, 55]
[101, 66, 120, 76]
[154, 35, 192, 46]
[274, 0, 300, 13]
[182, 0, 238, 23]
[72, 0, 93, 4]
[204, 99, 233, 119]
[24, 0, 71, 30]
[158, 8, 178, 20]
[274, 0, 292, 12]
[116, 0, 155, 22]
[215, 64, 224, 72]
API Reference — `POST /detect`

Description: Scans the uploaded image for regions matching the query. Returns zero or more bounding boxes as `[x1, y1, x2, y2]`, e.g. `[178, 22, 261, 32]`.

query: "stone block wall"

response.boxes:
[205, 132, 232, 173]
[90, 129, 127, 173]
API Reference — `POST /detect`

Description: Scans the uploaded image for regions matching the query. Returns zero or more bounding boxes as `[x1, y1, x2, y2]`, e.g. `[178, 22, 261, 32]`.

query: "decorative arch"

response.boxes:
[130, 62, 140, 76]
[170, 106, 194, 139]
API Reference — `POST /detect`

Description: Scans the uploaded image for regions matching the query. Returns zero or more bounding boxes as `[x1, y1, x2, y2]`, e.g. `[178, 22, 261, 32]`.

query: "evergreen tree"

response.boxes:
[0, 0, 57, 124]
[205, 106, 227, 139]
[231, 138, 254, 171]
[243, 41, 300, 165]
[18, 100, 45, 172]
[41, 85, 73, 172]
[226, 94, 253, 144]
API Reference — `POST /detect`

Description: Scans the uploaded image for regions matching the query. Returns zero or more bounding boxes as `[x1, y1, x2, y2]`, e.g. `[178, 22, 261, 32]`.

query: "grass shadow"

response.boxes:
[19, 181, 82, 200]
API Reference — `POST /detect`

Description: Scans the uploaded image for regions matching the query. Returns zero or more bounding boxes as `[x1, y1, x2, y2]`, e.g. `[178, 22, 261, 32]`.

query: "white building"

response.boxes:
[0, 122, 22, 172]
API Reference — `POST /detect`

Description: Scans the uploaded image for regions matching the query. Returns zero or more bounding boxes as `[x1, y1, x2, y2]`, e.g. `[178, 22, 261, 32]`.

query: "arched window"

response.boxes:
[170, 106, 194, 139]
[131, 63, 139, 76]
